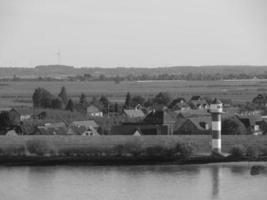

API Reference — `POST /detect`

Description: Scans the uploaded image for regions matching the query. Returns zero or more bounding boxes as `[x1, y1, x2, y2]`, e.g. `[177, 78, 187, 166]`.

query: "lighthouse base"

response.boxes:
[211, 150, 226, 158]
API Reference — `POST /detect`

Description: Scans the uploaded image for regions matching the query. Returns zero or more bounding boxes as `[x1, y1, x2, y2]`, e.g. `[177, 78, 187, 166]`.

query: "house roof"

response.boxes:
[123, 109, 145, 118]
[0, 107, 12, 112]
[211, 98, 222, 104]
[36, 122, 67, 135]
[143, 110, 177, 124]
[44, 122, 66, 128]
[176, 110, 210, 118]
[71, 120, 99, 128]
[87, 105, 101, 113]
[188, 117, 211, 130]
[237, 114, 262, 127]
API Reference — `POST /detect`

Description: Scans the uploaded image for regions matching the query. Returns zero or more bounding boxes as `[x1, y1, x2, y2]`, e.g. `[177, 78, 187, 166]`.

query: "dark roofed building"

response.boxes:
[69, 120, 100, 135]
[189, 96, 209, 110]
[237, 114, 263, 135]
[111, 123, 168, 135]
[253, 94, 267, 106]
[174, 117, 211, 135]
[143, 110, 177, 134]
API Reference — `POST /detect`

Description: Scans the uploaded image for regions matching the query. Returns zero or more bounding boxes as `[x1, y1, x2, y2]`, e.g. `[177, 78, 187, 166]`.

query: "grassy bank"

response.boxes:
[0, 135, 267, 165]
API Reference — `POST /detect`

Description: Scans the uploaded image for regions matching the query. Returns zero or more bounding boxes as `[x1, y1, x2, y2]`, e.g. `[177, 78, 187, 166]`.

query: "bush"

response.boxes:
[176, 143, 194, 160]
[230, 145, 246, 159]
[259, 145, 267, 156]
[145, 146, 165, 157]
[26, 139, 57, 156]
[123, 142, 142, 157]
[1, 145, 26, 156]
[246, 146, 261, 160]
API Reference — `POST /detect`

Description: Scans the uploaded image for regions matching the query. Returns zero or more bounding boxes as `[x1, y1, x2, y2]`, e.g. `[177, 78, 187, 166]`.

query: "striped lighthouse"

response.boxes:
[210, 98, 223, 154]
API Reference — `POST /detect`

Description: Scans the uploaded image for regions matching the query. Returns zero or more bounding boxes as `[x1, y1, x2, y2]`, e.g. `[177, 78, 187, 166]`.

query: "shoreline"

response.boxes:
[1, 155, 267, 167]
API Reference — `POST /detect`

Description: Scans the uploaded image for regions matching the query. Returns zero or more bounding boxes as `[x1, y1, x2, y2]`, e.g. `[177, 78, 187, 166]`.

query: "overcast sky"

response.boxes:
[0, 0, 266, 68]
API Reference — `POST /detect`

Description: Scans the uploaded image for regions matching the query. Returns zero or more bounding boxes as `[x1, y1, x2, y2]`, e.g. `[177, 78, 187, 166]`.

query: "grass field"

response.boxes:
[0, 79, 266, 107]
[1, 135, 267, 155]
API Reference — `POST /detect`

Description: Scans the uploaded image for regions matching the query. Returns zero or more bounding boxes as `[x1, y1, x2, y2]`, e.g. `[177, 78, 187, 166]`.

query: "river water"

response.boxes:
[0, 162, 266, 200]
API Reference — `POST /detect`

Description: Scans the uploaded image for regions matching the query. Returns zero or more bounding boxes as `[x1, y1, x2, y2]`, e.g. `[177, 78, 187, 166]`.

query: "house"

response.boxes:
[133, 128, 142, 136]
[35, 122, 67, 135]
[10, 107, 32, 121]
[258, 119, 267, 135]
[69, 120, 99, 135]
[143, 110, 177, 134]
[87, 105, 103, 117]
[252, 94, 267, 106]
[189, 96, 209, 110]
[168, 97, 190, 111]
[123, 109, 145, 119]
[220, 98, 232, 108]
[237, 114, 263, 135]
[174, 117, 211, 135]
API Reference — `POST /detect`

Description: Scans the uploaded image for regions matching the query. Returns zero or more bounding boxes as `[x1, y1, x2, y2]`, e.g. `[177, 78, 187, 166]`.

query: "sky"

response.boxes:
[0, 0, 266, 68]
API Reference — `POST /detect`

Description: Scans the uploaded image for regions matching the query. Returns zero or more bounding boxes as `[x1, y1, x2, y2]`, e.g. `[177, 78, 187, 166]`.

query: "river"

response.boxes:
[0, 162, 266, 200]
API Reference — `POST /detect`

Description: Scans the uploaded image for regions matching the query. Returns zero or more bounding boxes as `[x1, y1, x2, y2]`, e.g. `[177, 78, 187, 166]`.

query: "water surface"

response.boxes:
[0, 162, 266, 200]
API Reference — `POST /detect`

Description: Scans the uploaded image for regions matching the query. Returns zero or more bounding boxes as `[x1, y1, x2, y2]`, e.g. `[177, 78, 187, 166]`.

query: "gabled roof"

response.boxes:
[71, 120, 99, 128]
[188, 117, 211, 130]
[176, 110, 210, 118]
[132, 128, 142, 136]
[123, 109, 145, 118]
[237, 114, 262, 127]
[211, 98, 222, 104]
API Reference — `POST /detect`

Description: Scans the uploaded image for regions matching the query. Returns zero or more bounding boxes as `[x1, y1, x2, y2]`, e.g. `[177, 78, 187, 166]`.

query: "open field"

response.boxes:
[1, 135, 267, 155]
[0, 79, 266, 107]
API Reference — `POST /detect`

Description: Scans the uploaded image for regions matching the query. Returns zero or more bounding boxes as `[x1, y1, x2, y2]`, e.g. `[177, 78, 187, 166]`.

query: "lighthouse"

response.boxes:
[209, 98, 223, 154]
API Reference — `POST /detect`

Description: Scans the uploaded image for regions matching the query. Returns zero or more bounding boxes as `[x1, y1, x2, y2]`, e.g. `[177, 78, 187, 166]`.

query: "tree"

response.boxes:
[58, 86, 68, 105]
[222, 118, 248, 135]
[79, 93, 87, 105]
[114, 75, 121, 84]
[65, 99, 74, 112]
[131, 95, 145, 107]
[114, 103, 119, 113]
[32, 87, 54, 108]
[51, 98, 63, 109]
[99, 95, 109, 113]
[153, 92, 171, 106]
[0, 111, 10, 129]
[124, 92, 131, 108]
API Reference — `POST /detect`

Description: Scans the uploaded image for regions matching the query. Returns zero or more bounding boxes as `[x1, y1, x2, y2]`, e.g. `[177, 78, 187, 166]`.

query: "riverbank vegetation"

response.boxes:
[0, 135, 267, 165]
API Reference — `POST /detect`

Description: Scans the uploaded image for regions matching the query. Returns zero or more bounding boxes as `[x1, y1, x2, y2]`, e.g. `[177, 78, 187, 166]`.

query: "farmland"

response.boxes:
[0, 79, 266, 107]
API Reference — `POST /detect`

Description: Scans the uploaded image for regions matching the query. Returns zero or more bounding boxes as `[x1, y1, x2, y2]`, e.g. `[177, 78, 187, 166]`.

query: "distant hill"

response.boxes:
[35, 65, 75, 70]
[0, 65, 267, 79]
